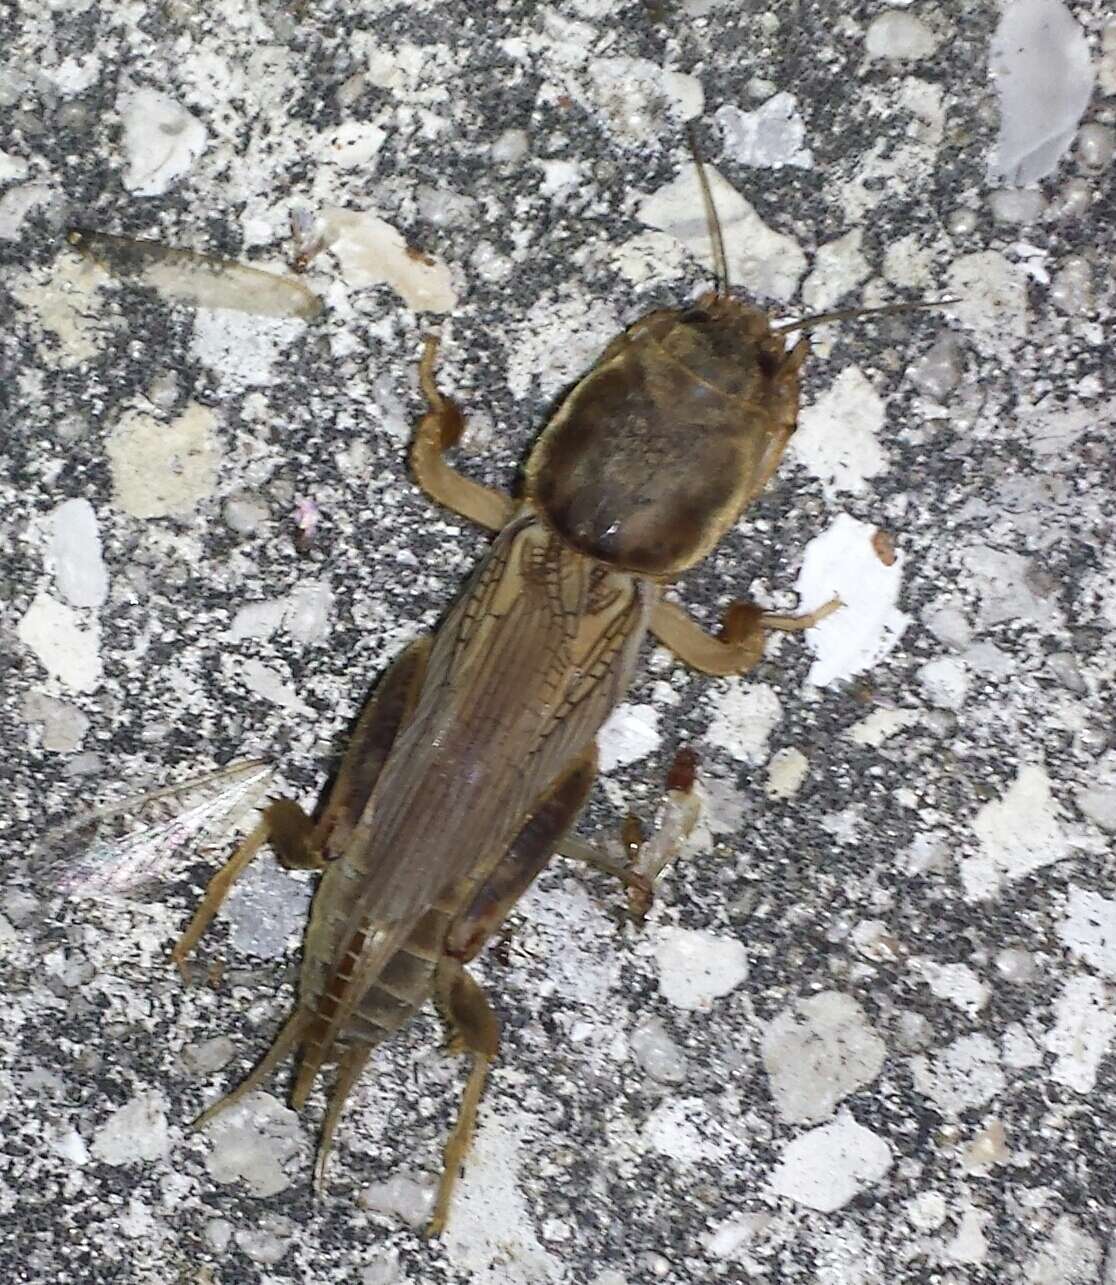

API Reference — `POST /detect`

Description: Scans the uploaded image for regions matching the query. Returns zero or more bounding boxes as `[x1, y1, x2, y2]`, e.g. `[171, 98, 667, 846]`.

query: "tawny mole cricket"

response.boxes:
[64, 148, 945, 1236]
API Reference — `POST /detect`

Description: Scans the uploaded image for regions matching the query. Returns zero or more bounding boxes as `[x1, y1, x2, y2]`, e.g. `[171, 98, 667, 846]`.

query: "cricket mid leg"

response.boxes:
[173, 639, 431, 975]
[649, 595, 841, 677]
[170, 794, 329, 977]
[556, 748, 700, 922]
[426, 959, 500, 1238]
[171, 816, 273, 976]
[411, 335, 518, 532]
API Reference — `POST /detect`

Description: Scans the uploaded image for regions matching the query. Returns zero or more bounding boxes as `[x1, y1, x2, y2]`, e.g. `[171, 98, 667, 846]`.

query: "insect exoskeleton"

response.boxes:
[526, 292, 804, 577]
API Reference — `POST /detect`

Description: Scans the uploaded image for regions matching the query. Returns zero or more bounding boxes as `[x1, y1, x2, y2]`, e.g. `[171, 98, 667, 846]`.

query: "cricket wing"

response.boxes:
[304, 517, 650, 1048]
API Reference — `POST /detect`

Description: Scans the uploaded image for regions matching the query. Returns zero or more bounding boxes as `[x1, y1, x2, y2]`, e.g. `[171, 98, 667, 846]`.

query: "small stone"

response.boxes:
[988, 188, 1046, 224]
[181, 1036, 237, 1075]
[995, 947, 1039, 984]
[629, 1017, 688, 1085]
[204, 1092, 302, 1197]
[235, 1217, 293, 1266]
[715, 92, 813, 169]
[17, 593, 103, 693]
[865, 11, 939, 60]
[358, 1172, 436, 1229]
[46, 498, 109, 608]
[653, 926, 748, 1010]
[1050, 257, 1094, 315]
[1046, 974, 1116, 1093]
[118, 87, 207, 195]
[769, 1112, 891, 1212]
[911, 1034, 1005, 1114]
[107, 404, 221, 518]
[948, 207, 978, 236]
[765, 747, 808, 799]
[1076, 123, 1115, 171]
[761, 992, 887, 1124]
[205, 1219, 233, 1252]
[988, 0, 1094, 185]
[963, 762, 1072, 899]
[223, 493, 269, 534]
[491, 128, 529, 163]
[917, 657, 969, 710]
[91, 1091, 171, 1165]
[909, 336, 964, 401]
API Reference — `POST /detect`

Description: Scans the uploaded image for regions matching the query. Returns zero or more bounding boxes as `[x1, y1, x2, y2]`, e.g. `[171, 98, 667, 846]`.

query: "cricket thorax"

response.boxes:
[525, 298, 798, 579]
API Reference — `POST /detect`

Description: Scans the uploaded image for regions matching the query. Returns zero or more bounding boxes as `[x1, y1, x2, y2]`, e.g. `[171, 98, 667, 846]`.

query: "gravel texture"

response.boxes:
[2, 2, 1115, 1283]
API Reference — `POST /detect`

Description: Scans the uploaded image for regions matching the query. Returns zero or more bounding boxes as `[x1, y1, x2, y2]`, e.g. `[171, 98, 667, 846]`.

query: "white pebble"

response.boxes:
[1046, 974, 1116, 1093]
[995, 947, 1039, 983]
[908, 336, 963, 401]
[1050, 256, 1093, 314]
[205, 1219, 233, 1252]
[948, 207, 978, 236]
[917, 656, 969, 710]
[284, 581, 334, 644]
[988, 0, 1094, 185]
[1076, 123, 1114, 170]
[987, 188, 1046, 224]
[91, 1091, 171, 1165]
[235, 1220, 293, 1266]
[598, 702, 661, 770]
[223, 493, 269, 534]
[793, 366, 886, 496]
[911, 1034, 1005, 1114]
[17, 593, 103, 692]
[360, 1252, 402, 1285]
[629, 1017, 688, 1085]
[765, 747, 808, 800]
[762, 992, 886, 1124]
[865, 11, 939, 60]
[46, 498, 108, 608]
[653, 926, 748, 1010]
[205, 1092, 302, 1197]
[1058, 886, 1116, 978]
[118, 87, 207, 195]
[491, 128, 529, 163]
[906, 1191, 947, 1231]
[358, 1172, 436, 1229]
[1047, 177, 1092, 219]
[715, 92, 813, 169]
[769, 1112, 891, 1211]
[705, 682, 781, 765]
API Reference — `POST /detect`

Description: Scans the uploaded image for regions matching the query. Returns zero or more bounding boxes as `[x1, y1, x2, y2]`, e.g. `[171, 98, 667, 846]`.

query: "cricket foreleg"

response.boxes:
[411, 335, 518, 532]
[649, 595, 840, 677]
[427, 959, 500, 1239]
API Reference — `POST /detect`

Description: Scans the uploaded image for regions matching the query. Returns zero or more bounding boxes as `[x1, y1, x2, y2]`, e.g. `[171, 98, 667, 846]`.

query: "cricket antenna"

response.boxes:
[772, 297, 960, 334]
[687, 122, 730, 298]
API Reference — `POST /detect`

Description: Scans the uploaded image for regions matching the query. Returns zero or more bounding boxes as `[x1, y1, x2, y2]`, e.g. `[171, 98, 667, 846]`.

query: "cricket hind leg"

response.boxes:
[427, 959, 500, 1239]
[421, 749, 597, 1236]
[411, 335, 518, 533]
[171, 638, 430, 972]
[190, 1007, 314, 1129]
